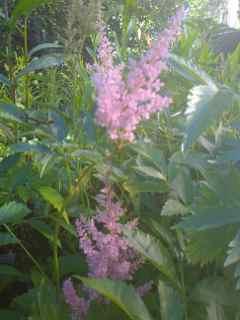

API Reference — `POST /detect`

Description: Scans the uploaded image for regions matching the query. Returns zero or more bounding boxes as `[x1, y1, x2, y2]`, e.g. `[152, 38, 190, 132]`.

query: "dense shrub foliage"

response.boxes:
[0, 0, 240, 319]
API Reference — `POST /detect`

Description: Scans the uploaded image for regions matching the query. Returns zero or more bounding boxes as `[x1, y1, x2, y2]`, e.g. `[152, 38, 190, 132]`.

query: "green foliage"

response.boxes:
[0, 202, 30, 225]
[124, 228, 178, 287]
[0, 0, 240, 318]
[9, 0, 50, 29]
[183, 86, 235, 150]
[158, 280, 184, 320]
[80, 277, 153, 320]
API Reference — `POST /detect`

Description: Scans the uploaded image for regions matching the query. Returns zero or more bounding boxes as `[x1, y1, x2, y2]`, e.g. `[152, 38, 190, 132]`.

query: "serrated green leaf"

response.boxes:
[192, 277, 240, 307]
[158, 280, 184, 320]
[131, 143, 167, 174]
[168, 54, 217, 87]
[148, 219, 176, 254]
[183, 86, 234, 150]
[162, 199, 189, 216]
[0, 202, 30, 225]
[79, 277, 153, 320]
[186, 225, 239, 265]
[171, 170, 194, 204]
[177, 207, 240, 231]
[124, 228, 178, 288]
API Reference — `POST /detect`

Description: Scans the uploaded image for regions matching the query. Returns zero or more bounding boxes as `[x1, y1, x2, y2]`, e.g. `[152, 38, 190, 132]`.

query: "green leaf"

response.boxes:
[200, 167, 240, 206]
[134, 165, 166, 181]
[0, 265, 24, 279]
[124, 178, 168, 195]
[60, 255, 87, 277]
[17, 55, 64, 77]
[0, 103, 27, 124]
[0, 310, 21, 320]
[0, 202, 30, 225]
[224, 230, 240, 267]
[177, 207, 240, 231]
[71, 149, 103, 163]
[158, 280, 184, 320]
[79, 277, 153, 320]
[168, 54, 217, 87]
[130, 143, 167, 174]
[28, 219, 61, 247]
[183, 86, 234, 150]
[206, 302, 225, 320]
[51, 217, 76, 237]
[10, 0, 49, 28]
[0, 232, 17, 246]
[161, 199, 189, 216]
[10, 143, 50, 154]
[171, 169, 194, 204]
[186, 225, 239, 265]
[124, 228, 178, 288]
[49, 111, 68, 142]
[192, 277, 240, 307]
[83, 111, 96, 143]
[0, 74, 11, 87]
[39, 187, 64, 212]
[28, 43, 63, 57]
[13, 288, 39, 312]
[0, 154, 21, 175]
[148, 219, 176, 254]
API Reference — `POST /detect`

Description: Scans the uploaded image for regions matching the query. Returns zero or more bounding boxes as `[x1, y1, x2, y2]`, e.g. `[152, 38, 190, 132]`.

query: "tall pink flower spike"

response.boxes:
[63, 185, 140, 319]
[93, 8, 183, 142]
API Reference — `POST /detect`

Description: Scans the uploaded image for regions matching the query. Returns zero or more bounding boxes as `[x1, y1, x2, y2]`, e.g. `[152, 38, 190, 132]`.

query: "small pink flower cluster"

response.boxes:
[93, 8, 183, 142]
[75, 186, 139, 281]
[63, 279, 89, 319]
[63, 185, 140, 319]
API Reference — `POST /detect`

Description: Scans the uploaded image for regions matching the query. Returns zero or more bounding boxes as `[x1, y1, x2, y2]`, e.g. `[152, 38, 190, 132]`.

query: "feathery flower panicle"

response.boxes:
[75, 186, 140, 281]
[63, 186, 141, 318]
[92, 8, 184, 142]
[63, 278, 89, 320]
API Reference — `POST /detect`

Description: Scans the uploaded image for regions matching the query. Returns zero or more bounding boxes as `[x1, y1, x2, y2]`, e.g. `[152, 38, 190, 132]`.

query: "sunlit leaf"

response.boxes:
[124, 228, 179, 288]
[0, 202, 30, 225]
[158, 280, 184, 320]
[79, 277, 153, 320]
[17, 55, 64, 77]
[183, 86, 234, 150]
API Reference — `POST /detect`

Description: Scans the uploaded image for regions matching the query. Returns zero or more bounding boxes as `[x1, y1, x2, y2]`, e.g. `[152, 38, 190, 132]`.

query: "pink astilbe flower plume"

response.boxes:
[93, 8, 184, 142]
[76, 185, 140, 281]
[63, 278, 89, 320]
[63, 185, 141, 318]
